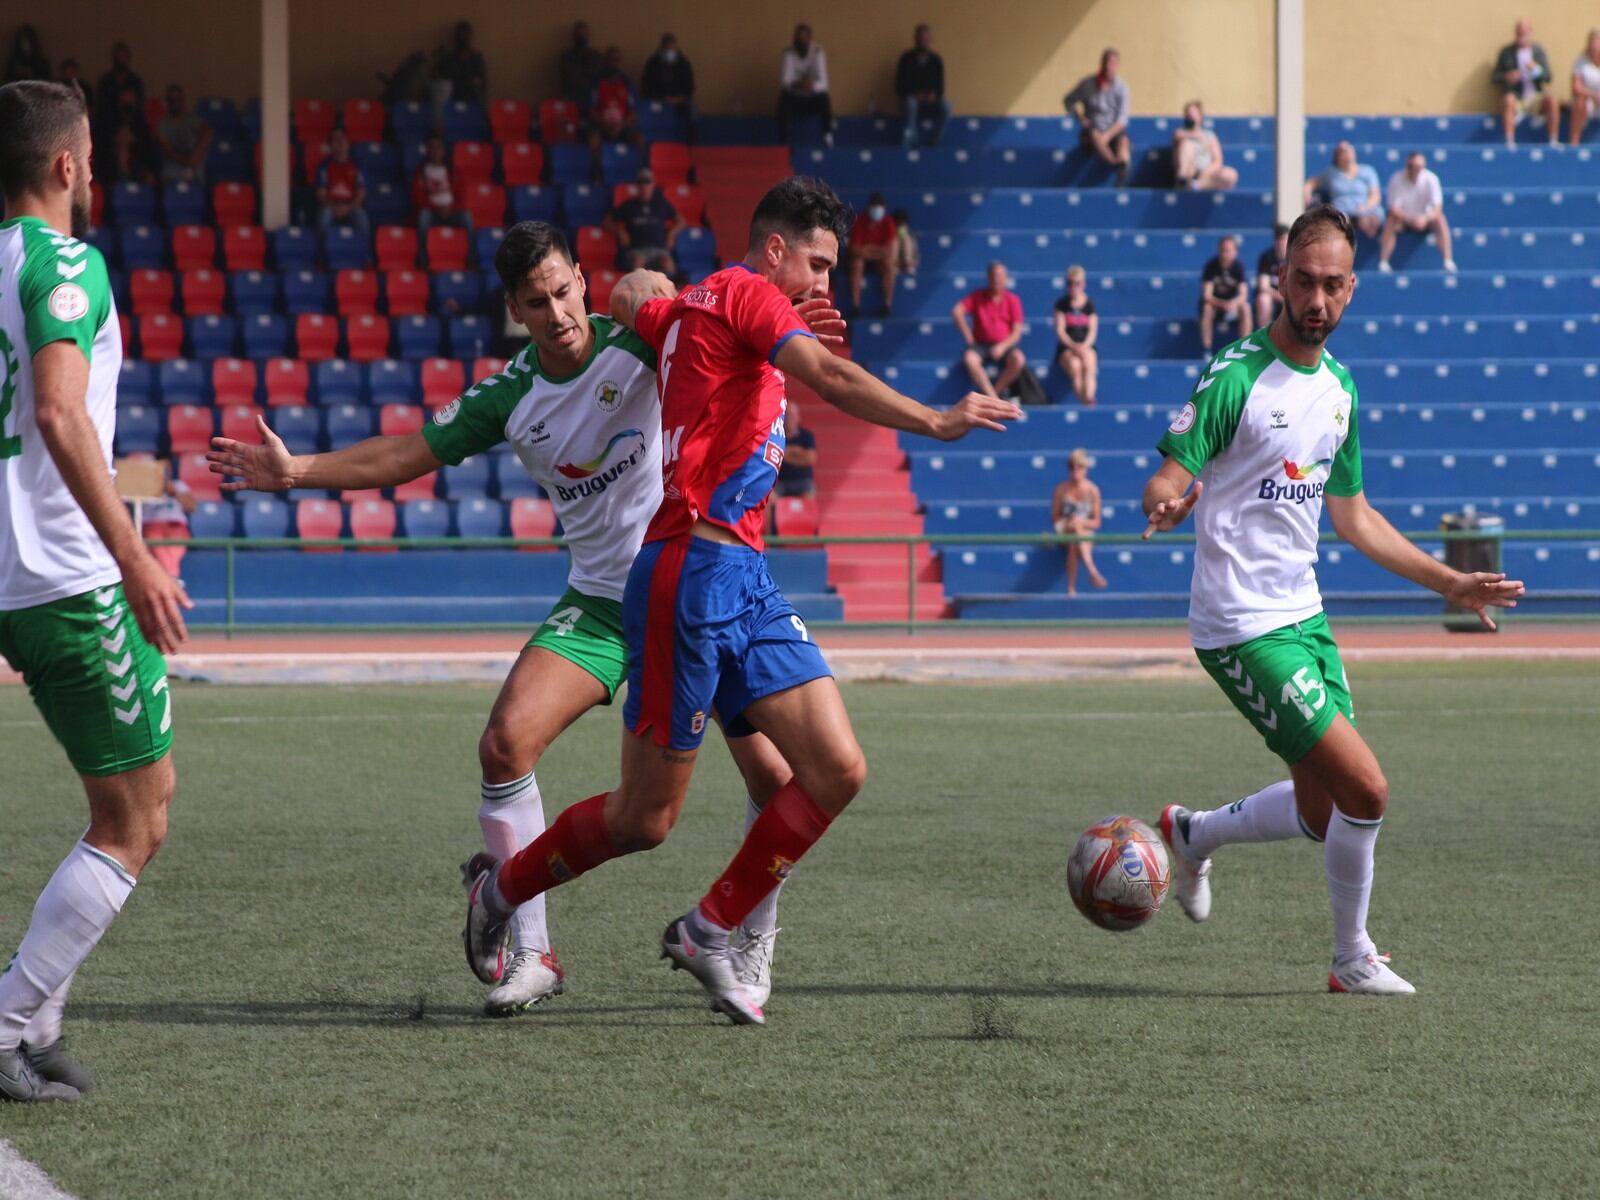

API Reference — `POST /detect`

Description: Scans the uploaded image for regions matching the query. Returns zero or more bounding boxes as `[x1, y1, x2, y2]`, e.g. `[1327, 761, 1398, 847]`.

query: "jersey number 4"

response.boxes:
[0, 328, 22, 459]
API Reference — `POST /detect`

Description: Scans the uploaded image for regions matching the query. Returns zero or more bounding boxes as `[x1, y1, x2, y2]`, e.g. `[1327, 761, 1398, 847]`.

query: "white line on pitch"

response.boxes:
[0, 1141, 77, 1200]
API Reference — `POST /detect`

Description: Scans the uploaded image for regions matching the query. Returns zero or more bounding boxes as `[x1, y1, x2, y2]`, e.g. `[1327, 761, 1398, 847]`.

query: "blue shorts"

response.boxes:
[622, 534, 833, 750]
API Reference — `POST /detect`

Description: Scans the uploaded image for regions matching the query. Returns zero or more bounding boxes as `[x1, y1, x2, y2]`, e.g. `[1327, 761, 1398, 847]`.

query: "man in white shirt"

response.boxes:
[777, 22, 833, 147]
[1570, 28, 1600, 147]
[1378, 152, 1456, 274]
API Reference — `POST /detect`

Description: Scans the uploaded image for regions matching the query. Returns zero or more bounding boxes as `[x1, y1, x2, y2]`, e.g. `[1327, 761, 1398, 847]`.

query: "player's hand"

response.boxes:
[1444, 571, 1526, 631]
[121, 550, 193, 655]
[207, 416, 294, 492]
[794, 297, 847, 345]
[1142, 480, 1204, 538]
[932, 393, 1023, 440]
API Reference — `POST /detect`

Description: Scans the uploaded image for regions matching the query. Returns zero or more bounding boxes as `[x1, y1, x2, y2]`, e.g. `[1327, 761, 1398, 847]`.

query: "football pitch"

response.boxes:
[4, 659, 1598, 1198]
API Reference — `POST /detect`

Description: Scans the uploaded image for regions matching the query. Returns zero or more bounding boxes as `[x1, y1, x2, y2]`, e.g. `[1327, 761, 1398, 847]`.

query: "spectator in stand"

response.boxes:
[1494, 19, 1560, 148]
[57, 58, 93, 111]
[896, 23, 950, 149]
[1569, 28, 1600, 146]
[1064, 48, 1132, 186]
[141, 473, 196, 581]
[605, 167, 680, 272]
[95, 41, 144, 134]
[1052, 265, 1098, 406]
[1051, 449, 1107, 594]
[1255, 222, 1288, 328]
[1171, 99, 1237, 190]
[436, 19, 486, 104]
[892, 207, 919, 277]
[155, 83, 212, 185]
[1198, 234, 1251, 357]
[412, 134, 474, 239]
[316, 128, 370, 239]
[642, 33, 696, 142]
[1304, 141, 1383, 238]
[559, 21, 602, 107]
[588, 45, 644, 176]
[98, 81, 157, 185]
[1379, 151, 1456, 273]
[777, 402, 817, 498]
[847, 193, 898, 317]
[5, 25, 50, 83]
[777, 23, 834, 147]
[953, 261, 1027, 401]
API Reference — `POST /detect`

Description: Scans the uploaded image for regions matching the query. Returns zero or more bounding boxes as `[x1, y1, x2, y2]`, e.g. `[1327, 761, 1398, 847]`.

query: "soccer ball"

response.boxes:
[1066, 815, 1171, 931]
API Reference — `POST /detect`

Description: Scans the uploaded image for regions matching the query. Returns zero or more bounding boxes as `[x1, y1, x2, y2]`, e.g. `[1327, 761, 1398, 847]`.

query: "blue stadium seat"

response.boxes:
[597, 144, 644, 186]
[85, 225, 119, 268]
[399, 499, 450, 539]
[229, 270, 279, 315]
[446, 315, 489, 359]
[114, 404, 161, 455]
[281, 269, 332, 315]
[352, 142, 401, 186]
[440, 455, 492, 498]
[241, 313, 290, 360]
[673, 226, 716, 276]
[366, 181, 407, 225]
[391, 100, 432, 144]
[272, 225, 319, 271]
[187, 315, 238, 360]
[395, 316, 442, 360]
[196, 96, 242, 138]
[189, 500, 237, 538]
[562, 183, 607, 228]
[494, 456, 542, 499]
[432, 271, 480, 314]
[323, 224, 371, 270]
[440, 100, 489, 142]
[241, 98, 262, 140]
[118, 361, 155, 406]
[474, 227, 506, 268]
[323, 404, 374, 448]
[454, 497, 505, 537]
[240, 496, 291, 539]
[367, 358, 417, 406]
[157, 359, 206, 406]
[119, 224, 166, 269]
[162, 181, 206, 225]
[510, 185, 562, 224]
[205, 138, 252, 182]
[314, 359, 363, 407]
[270, 405, 321, 454]
[636, 101, 686, 143]
[111, 182, 157, 224]
[548, 144, 591, 186]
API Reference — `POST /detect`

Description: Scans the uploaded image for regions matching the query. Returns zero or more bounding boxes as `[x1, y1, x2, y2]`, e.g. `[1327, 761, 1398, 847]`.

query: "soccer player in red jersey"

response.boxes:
[462, 176, 1019, 1023]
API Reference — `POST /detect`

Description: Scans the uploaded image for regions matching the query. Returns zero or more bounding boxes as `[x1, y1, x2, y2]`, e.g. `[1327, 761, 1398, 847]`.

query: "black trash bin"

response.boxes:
[1440, 511, 1504, 632]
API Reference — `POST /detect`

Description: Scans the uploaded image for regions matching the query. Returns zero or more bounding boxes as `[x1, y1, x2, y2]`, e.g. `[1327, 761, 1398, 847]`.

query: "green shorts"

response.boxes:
[1195, 612, 1355, 765]
[0, 583, 173, 777]
[525, 586, 626, 702]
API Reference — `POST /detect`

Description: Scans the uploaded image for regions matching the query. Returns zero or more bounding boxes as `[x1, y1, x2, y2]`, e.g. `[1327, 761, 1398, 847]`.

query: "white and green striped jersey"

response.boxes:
[1157, 332, 1363, 650]
[0, 216, 122, 610]
[422, 315, 659, 601]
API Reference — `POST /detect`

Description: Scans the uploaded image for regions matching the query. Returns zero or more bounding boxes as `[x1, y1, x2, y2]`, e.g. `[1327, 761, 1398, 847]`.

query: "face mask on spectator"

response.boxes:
[661, 48, 678, 63]
[868, 205, 885, 221]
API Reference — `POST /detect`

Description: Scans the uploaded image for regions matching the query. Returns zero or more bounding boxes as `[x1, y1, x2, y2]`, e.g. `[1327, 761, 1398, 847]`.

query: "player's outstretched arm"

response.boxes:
[1327, 491, 1525, 630]
[774, 333, 1020, 441]
[609, 269, 677, 329]
[207, 418, 442, 492]
[1141, 456, 1202, 539]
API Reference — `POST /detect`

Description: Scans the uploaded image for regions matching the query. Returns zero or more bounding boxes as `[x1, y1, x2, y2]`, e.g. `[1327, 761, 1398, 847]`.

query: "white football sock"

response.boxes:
[739, 793, 785, 935]
[478, 772, 550, 954]
[0, 842, 134, 1051]
[1324, 812, 1382, 962]
[21, 970, 74, 1047]
[1184, 779, 1312, 859]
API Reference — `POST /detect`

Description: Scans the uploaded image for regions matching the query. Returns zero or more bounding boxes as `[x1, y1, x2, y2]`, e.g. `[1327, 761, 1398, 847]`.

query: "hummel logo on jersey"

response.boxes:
[1270, 409, 1288, 429]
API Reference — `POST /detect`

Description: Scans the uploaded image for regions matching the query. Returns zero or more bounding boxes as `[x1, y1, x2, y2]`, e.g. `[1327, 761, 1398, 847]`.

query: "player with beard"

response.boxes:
[1139, 204, 1524, 995]
[0, 81, 191, 1101]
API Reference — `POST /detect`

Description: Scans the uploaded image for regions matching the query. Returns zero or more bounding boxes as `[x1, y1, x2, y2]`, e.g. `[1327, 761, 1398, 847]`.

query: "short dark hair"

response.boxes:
[1287, 204, 1356, 256]
[495, 221, 574, 293]
[747, 175, 852, 252]
[1219, 234, 1238, 248]
[1273, 222, 1291, 238]
[0, 80, 87, 201]
[867, 190, 885, 206]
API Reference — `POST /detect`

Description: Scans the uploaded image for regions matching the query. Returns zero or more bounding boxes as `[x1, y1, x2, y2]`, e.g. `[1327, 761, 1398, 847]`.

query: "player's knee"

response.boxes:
[1346, 769, 1388, 821]
[1006, 349, 1025, 369]
[478, 720, 543, 781]
[614, 806, 676, 851]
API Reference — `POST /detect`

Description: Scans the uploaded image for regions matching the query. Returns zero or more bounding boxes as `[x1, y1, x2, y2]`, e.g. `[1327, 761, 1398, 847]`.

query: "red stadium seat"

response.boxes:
[295, 313, 339, 360]
[384, 269, 430, 316]
[488, 99, 531, 143]
[137, 313, 183, 361]
[510, 497, 557, 549]
[119, 312, 133, 351]
[667, 184, 706, 227]
[166, 404, 214, 454]
[463, 182, 506, 229]
[649, 142, 691, 186]
[264, 358, 310, 408]
[144, 95, 166, 131]
[342, 98, 386, 143]
[451, 141, 495, 185]
[574, 226, 618, 270]
[223, 225, 267, 271]
[335, 268, 380, 315]
[171, 224, 217, 271]
[471, 356, 506, 384]
[499, 141, 543, 186]
[349, 497, 398, 550]
[345, 314, 391, 362]
[611, 183, 640, 209]
[212, 181, 256, 225]
[378, 403, 424, 438]
[375, 225, 419, 271]
[295, 498, 344, 551]
[585, 269, 619, 313]
[178, 452, 223, 501]
[341, 488, 383, 502]
[181, 269, 226, 315]
[420, 358, 465, 407]
[211, 357, 258, 405]
[90, 180, 105, 226]
[293, 99, 336, 147]
[424, 226, 468, 271]
[772, 494, 820, 538]
[539, 99, 580, 144]
[299, 140, 327, 186]
[130, 269, 174, 316]
[391, 473, 437, 504]
[219, 404, 266, 443]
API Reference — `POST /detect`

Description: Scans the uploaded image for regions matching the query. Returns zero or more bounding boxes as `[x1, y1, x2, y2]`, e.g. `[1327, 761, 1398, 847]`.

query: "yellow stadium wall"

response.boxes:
[12, 0, 1598, 116]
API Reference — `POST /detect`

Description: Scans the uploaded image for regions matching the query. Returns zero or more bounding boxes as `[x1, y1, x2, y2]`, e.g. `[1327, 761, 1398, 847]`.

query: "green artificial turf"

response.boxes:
[3, 661, 1597, 1197]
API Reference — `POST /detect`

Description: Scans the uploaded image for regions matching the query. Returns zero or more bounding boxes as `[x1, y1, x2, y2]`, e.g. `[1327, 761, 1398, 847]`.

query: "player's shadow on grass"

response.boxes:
[783, 981, 1302, 1000]
[69, 999, 690, 1029]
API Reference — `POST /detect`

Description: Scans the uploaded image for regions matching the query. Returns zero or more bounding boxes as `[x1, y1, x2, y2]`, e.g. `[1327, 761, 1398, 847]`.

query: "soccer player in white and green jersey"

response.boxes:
[1140, 205, 1524, 995]
[209, 222, 811, 1015]
[0, 82, 192, 1102]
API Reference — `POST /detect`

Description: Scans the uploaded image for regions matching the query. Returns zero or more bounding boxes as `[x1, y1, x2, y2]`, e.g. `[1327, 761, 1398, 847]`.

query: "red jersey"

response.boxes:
[634, 264, 815, 550]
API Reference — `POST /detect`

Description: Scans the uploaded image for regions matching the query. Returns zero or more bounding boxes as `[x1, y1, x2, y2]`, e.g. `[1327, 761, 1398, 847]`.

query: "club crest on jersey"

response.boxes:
[433, 398, 461, 425]
[763, 441, 785, 470]
[48, 282, 89, 322]
[594, 380, 623, 412]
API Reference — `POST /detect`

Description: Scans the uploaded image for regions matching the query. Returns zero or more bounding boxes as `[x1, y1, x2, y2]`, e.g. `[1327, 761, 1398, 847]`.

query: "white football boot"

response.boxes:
[660, 913, 764, 1026]
[484, 948, 565, 1017]
[734, 926, 780, 1010]
[1158, 804, 1212, 922]
[1329, 951, 1416, 995]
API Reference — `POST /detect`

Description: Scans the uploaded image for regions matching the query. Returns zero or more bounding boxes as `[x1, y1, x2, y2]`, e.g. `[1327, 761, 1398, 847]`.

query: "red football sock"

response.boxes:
[698, 780, 833, 929]
[496, 793, 618, 906]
